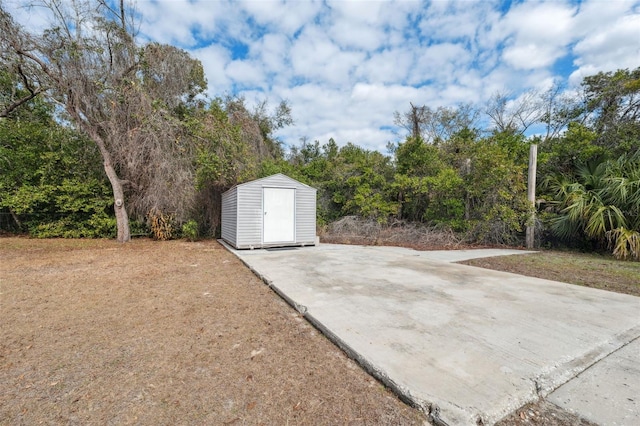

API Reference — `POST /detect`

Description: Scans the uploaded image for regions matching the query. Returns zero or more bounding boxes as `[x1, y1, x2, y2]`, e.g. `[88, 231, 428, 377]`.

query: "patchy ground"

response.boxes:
[494, 400, 597, 426]
[0, 238, 424, 425]
[2, 238, 628, 425]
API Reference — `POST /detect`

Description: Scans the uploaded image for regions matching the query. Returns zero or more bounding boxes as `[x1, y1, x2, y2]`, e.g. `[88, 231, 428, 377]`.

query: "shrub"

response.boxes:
[181, 219, 199, 241]
[148, 209, 174, 241]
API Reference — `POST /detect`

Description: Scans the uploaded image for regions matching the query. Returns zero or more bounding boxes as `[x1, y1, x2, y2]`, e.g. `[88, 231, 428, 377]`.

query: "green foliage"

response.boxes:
[423, 168, 466, 230]
[191, 100, 256, 189]
[582, 67, 640, 155]
[388, 128, 530, 242]
[31, 214, 116, 239]
[543, 153, 640, 259]
[538, 122, 606, 176]
[181, 219, 199, 241]
[328, 143, 397, 223]
[463, 137, 529, 244]
[0, 118, 113, 238]
[395, 136, 443, 177]
[1, 61, 636, 252]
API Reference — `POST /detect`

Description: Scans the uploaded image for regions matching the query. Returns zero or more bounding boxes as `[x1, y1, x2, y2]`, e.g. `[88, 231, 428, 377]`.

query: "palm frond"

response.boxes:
[585, 204, 626, 239]
[607, 227, 640, 261]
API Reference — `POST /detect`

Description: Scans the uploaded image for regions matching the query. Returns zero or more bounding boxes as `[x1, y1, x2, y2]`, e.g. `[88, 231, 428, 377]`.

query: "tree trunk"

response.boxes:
[86, 128, 131, 242]
[9, 208, 22, 229]
[104, 157, 131, 243]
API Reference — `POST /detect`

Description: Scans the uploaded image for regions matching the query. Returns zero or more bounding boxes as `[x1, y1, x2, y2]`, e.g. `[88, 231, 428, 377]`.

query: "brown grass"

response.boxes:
[0, 238, 424, 425]
[461, 250, 640, 297]
[321, 216, 464, 250]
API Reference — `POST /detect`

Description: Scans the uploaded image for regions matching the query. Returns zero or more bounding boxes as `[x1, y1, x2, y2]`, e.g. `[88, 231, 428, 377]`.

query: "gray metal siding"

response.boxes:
[236, 184, 263, 248]
[295, 186, 316, 244]
[221, 187, 238, 247]
[224, 173, 317, 249]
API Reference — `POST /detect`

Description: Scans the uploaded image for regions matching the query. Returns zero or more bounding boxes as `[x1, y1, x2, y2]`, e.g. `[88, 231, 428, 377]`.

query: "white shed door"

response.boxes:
[263, 188, 295, 243]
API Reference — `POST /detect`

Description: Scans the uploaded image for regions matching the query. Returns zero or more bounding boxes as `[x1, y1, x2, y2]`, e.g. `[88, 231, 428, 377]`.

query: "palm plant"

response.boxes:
[543, 152, 640, 260]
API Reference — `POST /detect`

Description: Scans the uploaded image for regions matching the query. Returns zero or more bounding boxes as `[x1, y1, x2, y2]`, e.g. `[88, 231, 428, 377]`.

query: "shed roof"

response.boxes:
[229, 173, 315, 191]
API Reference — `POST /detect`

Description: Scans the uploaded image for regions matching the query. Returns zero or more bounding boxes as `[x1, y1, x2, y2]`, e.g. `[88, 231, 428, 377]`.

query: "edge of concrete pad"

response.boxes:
[534, 324, 640, 397]
[301, 311, 450, 425]
[546, 335, 640, 426]
[219, 241, 640, 425]
[219, 240, 447, 424]
[218, 240, 308, 314]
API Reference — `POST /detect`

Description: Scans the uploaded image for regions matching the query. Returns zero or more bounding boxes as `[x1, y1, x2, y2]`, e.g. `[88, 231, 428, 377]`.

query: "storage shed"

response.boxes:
[221, 174, 317, 249]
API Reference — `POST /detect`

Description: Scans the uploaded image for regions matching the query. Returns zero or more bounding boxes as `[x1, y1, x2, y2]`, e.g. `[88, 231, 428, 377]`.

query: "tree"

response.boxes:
[0, 65, 44, 118]
[538, 122, 606, 177]
[538, 81, 584, 142]
[189, 99, 258, 236]
[394, 103, 478, 144]
[463, 134, 529, 244]
[393, 102, 425, 141]
[224, 95, 292, 160]
[393, 136, 445, 222]
[0, 99, 113, 237]
[485, 90, 542, 135]
[1, 0, 206, 242]
[581, 67, 640, 155]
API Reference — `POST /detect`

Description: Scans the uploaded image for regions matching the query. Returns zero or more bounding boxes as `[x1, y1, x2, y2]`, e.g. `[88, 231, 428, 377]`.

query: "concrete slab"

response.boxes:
[548, 337, 640, 426]
[224, 243, 640, 425]
[414, 248, 537, 263]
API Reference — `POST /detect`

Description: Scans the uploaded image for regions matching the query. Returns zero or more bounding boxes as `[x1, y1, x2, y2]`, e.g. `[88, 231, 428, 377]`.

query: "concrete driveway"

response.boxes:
[224, 243, 640, 425]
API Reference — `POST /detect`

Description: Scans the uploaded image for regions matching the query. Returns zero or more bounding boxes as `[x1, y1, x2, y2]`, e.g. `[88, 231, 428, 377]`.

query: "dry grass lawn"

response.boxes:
[0, 238, 424, 425]
[461, 250, 640, 297]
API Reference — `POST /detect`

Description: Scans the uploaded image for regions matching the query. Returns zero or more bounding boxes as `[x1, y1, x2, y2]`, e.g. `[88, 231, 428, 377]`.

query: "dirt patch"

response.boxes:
[495, 400, 597, 426]
[0, 238, 424, 425]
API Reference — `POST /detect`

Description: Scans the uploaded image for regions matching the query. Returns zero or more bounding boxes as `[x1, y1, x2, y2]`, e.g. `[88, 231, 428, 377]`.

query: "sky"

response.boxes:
[8, 0, 640, 152]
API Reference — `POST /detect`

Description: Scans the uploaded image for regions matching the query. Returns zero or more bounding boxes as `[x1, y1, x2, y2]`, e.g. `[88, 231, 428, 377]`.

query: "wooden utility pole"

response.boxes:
[526, 143, 538, 249]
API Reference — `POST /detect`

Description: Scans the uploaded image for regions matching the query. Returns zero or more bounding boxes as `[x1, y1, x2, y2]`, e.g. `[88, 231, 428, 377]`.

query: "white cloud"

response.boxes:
[289, 25, 366, 87]
[238, 0, 321, 35]
[248, 32, 291, 82]
[328, 19, 387, 51]
[191, 44, 232, 93]
[497, 1, 576, 70]
[225, 59, 266, 88]
[137, 1, 229, 46]
[6, 0, 639, 152]
[420, 0, 496, 42]
[570, 13, 640, 83]
[4, 1, 52, 32]
[325, 0, 386, 25]
[410, 42, 473, 85]
[355, 48, 414, 84]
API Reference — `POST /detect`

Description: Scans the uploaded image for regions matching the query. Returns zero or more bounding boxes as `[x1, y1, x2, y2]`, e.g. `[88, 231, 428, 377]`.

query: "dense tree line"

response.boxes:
[0, 1, 638, 259]
[0, 0, 288, 240]
[265, 67, 640, 260]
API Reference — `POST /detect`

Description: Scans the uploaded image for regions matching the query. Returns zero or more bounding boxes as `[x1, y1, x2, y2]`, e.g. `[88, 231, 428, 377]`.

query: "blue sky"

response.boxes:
[9, 0, 640, 151]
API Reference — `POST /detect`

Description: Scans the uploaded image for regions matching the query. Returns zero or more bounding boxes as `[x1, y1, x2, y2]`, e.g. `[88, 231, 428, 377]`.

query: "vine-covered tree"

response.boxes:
[0, 0, 206, 241]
